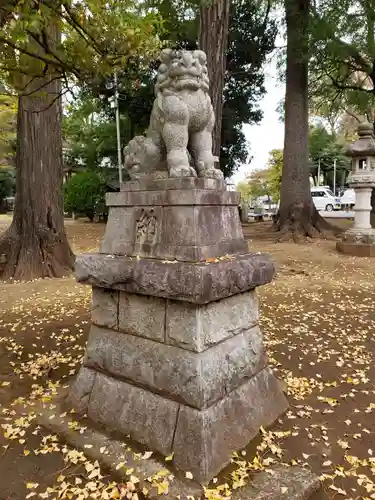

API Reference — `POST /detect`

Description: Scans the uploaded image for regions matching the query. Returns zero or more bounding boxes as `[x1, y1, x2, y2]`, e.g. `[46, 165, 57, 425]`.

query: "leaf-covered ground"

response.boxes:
[0, 217, 375, 499]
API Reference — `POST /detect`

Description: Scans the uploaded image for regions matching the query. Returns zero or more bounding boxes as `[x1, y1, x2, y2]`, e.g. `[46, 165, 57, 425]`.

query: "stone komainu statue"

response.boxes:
[123, 49, 223, 180]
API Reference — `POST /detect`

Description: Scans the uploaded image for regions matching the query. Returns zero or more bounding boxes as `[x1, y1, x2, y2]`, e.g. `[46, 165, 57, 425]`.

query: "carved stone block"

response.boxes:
[83, 324, 267, 409]
[75, 253, 275, 304]
[118, 292, 166, 342]
[91, 287, 119, 329]
[166, 291, 259, 352]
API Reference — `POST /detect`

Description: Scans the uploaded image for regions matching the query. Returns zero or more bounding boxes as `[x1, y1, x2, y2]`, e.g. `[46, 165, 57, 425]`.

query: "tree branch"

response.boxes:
[329, 74, 374, 94]
[61, 1, 106, 56]
[311, 7, 373, 74]
[26, 29, 81, 79]
[0, 35, 64, 69]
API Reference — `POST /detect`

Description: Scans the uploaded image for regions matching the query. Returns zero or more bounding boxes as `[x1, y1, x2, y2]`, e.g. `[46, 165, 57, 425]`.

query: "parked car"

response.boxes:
[311, 187, 341, 212]
[339, 188, 355, 209]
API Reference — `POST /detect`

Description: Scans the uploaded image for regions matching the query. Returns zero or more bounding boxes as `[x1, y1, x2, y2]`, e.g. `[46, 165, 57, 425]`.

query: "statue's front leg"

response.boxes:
[190, 129, 224, 180]
[163, 122, 197, 178]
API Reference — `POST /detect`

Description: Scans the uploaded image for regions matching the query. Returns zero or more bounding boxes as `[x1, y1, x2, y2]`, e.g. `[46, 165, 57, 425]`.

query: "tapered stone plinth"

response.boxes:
[68, 178, 288, 484]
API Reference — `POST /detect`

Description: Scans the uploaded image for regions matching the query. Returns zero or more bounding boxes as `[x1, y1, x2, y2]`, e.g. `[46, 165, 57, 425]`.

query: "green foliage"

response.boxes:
[65, 0, 277, 179]
[220, 0, 277, 177]
[63, 95, 121, 170]
[267, 149, 283, 202]
[0, 93, 17, 165]
[0, 166, 15, 212]
[309, 0, 375, 127]
[0, 0, 164, 89]
[236, 180, 252, 204]
[64, 171, 107, 221]
[308, 124, 350, 184]
[237, 150, 282, 205]
[246, 169, 271, 200]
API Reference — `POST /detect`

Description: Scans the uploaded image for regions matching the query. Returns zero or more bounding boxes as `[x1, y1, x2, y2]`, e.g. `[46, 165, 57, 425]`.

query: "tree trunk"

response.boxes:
[199, 0, 230, 158]
[273, 0, 333, 241]
[0, 15, 74, 280]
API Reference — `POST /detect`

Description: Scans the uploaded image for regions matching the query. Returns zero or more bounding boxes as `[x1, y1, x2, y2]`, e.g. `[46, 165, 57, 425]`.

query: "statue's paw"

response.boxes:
[169, 166, 197, 178]
[201, 168, 224, 180]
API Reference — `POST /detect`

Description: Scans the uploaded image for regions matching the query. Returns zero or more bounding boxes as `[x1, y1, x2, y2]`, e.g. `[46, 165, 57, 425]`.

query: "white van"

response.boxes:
[311, 187, 341, 212]
[340, 188, 355, 209]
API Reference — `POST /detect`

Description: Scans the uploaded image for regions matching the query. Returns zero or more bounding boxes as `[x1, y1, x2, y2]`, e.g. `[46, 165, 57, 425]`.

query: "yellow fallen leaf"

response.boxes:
[1, 381, 10, 387]
[26, 483, 39, 489]
[185, 471, 193, 480]
[157, 481, 169, 495]
[337, 439, 350, 450]
[165, 452, 174, 462]
[24, 449, 30, 456]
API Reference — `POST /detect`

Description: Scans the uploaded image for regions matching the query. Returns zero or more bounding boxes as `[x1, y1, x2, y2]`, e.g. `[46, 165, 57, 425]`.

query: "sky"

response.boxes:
[230, 52, 285, 186]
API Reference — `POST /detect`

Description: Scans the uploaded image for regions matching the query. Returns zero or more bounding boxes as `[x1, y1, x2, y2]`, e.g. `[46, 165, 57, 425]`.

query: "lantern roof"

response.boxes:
[347, 122, 375, 157]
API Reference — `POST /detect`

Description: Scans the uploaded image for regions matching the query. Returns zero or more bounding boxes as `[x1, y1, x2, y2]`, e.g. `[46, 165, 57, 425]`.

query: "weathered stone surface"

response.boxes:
[231, 466, 325, 500]
[92, 287, 119, 329]
[347, 121, 375, 157]
[65, 366, 97, 414]
[122, 49, 223, 181]
[88, 372, 179, 456]
[99, 203, 247, 261]
[107, 189, 240, 207]
[118, 292, 166, 342]
[166, 291, 259, 352]
[36, 394, 203, 500]
[83, 325, 267, 409]
[336, 240, 375, 256]
[75, 253, 275, 304]
[120, 177, 225, 192]
[172, 367, 288, 484]
[99, 206, 136, 255]
[38, 395, 322, 499]
[39, 395, 318, 498]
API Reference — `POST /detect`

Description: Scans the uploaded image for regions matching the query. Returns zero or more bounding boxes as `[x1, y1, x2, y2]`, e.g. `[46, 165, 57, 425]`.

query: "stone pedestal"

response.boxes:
[68, 178, 288, 484]
[337, 122, 375, 257]
[337, 179, 375, 256]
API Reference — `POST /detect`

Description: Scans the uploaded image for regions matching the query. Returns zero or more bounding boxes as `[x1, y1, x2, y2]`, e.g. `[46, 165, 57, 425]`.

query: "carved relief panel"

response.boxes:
[135, 208, 158, 245]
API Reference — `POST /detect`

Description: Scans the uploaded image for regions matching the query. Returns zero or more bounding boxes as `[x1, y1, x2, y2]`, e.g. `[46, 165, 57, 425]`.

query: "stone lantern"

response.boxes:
[337, 122, 375, 256]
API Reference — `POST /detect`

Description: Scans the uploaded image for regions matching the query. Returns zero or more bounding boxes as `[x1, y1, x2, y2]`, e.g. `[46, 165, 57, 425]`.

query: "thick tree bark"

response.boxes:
[0, 15, 74, 280]
[199, 0, 230, 158]
[273, 0, 333, 241]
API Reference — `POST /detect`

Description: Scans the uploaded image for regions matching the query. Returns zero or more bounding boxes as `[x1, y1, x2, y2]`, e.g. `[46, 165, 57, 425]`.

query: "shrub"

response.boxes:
[64, 171, 107, 222]
[0, 167, 15, 213]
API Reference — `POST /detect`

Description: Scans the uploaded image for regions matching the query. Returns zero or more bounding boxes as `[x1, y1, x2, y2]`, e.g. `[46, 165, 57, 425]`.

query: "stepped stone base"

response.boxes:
[337, 228, 375, 256]
[68, 365, 286, 484]
[37, 397, 324, 500]
[67, 178, 288, 485]
[336, 240, 375, 256]
[67, 287, 288, 484]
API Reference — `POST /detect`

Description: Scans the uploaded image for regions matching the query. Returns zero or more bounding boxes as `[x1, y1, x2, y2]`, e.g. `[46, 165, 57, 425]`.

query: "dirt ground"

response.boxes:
[1, 215, 375, 499]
